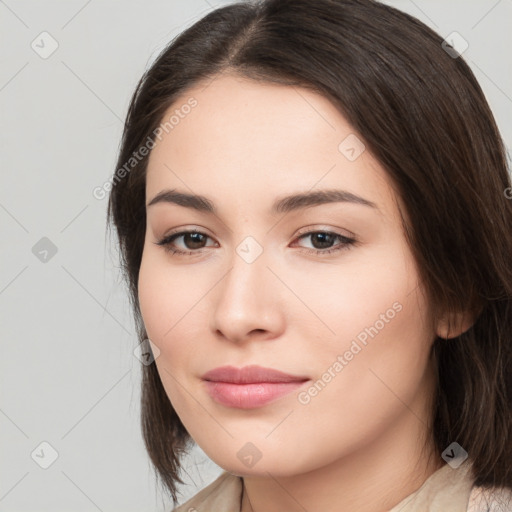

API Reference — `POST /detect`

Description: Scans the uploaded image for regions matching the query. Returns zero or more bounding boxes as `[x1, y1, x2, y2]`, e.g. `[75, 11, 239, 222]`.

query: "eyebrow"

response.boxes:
[146, 188, 379, 214]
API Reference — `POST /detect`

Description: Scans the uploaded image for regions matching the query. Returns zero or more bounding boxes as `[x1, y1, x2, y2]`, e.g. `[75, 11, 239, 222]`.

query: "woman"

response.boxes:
[107, 0, 512, 510]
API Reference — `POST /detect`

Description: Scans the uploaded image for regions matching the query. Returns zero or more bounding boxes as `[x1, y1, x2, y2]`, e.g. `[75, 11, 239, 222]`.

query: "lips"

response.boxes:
[201, 365, 309, 384]
[201, 365, 310, 409]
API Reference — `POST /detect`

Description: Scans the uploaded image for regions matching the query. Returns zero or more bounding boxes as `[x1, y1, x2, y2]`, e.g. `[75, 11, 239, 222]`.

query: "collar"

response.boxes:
[173, 460, 475, 512]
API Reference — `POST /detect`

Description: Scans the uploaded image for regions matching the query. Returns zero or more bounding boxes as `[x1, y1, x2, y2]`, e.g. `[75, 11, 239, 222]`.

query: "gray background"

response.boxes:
[1, 1, 511, 511]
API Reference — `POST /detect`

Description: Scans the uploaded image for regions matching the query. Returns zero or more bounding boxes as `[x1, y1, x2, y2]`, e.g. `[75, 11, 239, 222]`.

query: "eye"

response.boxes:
[154, 229, 217, 256]
[154, 228, 357, 257]
[291, 229, 356, 256]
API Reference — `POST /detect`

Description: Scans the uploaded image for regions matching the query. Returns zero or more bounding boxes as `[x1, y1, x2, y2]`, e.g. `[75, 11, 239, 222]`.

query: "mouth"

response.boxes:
[201, 365, 310, 409]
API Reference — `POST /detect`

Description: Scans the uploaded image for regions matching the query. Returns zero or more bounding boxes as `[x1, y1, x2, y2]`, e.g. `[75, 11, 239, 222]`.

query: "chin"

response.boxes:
[230, 458, 306, 478]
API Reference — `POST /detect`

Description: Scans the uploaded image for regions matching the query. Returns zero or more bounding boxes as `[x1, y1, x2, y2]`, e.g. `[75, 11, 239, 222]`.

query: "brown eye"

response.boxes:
[305, 232, 337, 250]
[178, 232, 208, 250]
[155, 230, 217, 256]
[293, 230, 356, 256]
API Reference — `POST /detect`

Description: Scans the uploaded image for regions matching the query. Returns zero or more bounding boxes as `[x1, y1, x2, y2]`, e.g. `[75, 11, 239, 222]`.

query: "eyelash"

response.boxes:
[154, 228, 356, 257]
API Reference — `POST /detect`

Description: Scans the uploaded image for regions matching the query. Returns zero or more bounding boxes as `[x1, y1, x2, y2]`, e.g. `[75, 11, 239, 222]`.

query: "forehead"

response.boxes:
[145, 73, 401, 221]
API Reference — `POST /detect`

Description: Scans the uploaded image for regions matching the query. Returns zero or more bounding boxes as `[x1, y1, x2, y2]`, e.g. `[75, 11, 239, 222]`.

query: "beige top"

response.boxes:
[172, 461, 512, 512]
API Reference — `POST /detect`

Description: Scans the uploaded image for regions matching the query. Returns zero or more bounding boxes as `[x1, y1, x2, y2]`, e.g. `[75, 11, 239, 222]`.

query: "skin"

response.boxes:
[138, 73, 473, 512]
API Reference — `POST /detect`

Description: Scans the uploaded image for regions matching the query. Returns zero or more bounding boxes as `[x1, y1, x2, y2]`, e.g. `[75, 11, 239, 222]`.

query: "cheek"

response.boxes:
[296, 242, 418, 347]
[138, 250, 179, 358]
[138, 253, 168, 341]
[137, 249, 208, 367]
[300, 240, 433, 407]
[279, 289, 433, 470]
[137, 252, 202, 415]
[304, 275, 433, 424]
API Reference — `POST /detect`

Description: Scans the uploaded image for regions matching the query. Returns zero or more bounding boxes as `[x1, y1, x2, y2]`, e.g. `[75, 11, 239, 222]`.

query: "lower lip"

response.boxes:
[203, 380, 308, 409]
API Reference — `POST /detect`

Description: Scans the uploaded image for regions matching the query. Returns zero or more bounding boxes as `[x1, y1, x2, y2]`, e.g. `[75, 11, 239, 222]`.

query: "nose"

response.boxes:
[209, 243, 286, 344]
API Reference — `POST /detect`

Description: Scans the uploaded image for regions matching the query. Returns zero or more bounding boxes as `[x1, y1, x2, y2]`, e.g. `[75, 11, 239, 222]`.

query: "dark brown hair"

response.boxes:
[107, 0, 512, 506]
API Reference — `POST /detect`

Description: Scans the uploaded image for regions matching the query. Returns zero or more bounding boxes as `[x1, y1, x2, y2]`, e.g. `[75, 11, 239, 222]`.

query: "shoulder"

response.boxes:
[171, 471, 243, 512]
[467, 485, 512, 512]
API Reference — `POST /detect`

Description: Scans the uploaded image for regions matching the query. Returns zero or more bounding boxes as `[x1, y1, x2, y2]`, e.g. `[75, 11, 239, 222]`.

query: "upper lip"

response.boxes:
[202, 365, 309, 384]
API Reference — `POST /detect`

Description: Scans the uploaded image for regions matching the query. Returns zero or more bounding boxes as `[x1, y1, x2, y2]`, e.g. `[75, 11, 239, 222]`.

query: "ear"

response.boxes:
[435, 303, 483, 339]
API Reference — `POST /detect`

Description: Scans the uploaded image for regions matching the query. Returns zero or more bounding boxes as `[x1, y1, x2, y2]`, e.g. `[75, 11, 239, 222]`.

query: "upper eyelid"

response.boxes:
[162, 223, 354, 237]
[295, 225, 355, 239]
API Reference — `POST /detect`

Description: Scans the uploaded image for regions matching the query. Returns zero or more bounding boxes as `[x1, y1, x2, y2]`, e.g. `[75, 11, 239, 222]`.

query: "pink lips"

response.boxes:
[202, 365, 309, 409]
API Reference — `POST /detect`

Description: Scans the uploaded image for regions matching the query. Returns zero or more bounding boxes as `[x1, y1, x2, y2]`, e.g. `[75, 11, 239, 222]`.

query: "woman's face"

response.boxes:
[138, 73, 438, 477]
